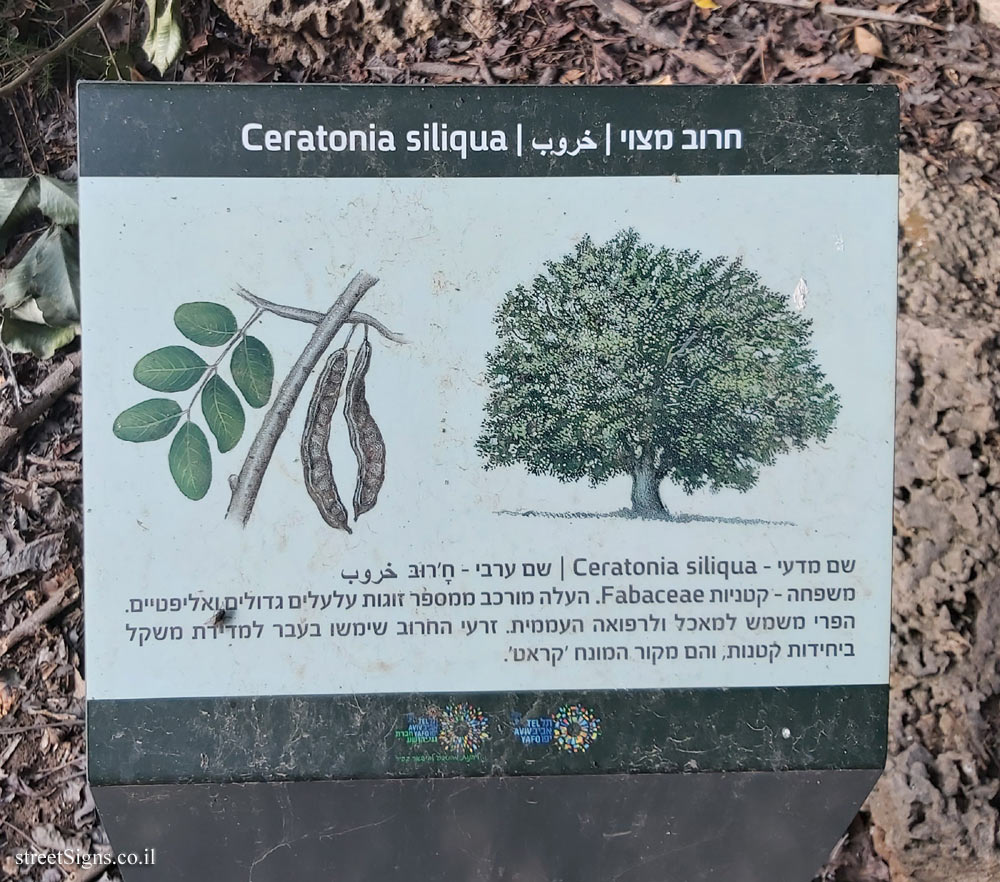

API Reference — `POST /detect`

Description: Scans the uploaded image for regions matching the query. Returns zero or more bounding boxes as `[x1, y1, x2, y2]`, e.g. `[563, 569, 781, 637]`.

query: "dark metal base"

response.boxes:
[94, 769, 880, 881]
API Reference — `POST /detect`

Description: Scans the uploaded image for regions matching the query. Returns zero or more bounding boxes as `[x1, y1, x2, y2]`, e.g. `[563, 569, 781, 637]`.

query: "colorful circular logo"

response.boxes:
[438, 703, 490, 754]
[553, 704, 601, 753]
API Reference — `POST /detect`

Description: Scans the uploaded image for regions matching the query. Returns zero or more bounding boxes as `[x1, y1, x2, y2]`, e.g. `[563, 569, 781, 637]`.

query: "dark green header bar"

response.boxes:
[77, 84, 897, 178]
[87, 685, 887, 785]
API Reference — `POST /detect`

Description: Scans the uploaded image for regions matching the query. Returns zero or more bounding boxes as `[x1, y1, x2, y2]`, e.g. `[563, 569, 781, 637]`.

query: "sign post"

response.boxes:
[78, 83, 898, 881]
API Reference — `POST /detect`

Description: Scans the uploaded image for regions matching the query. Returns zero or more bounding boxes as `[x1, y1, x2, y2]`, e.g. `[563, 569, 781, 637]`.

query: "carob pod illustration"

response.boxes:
[301, 347, 352, 532]
[345, 338, 386, 519]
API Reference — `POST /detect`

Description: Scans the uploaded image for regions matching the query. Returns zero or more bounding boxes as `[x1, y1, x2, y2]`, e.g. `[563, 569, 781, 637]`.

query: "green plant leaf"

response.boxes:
[168, 421, 212, 500]
[134, 346, 207, 392]
[0, 226, 79, 324]
[174, 302, 237, 346]
[0, 259, 34, 312]
[37, 176, 78, 226]
[201, 375, 244, 452]
[26, 226, 78, 325]
[230, 336, 273, 408]
[0, 315, 77, 359]
[113, 398, 182, 442]
[142, 0, 184, 75]
[0, 177, 39, 251]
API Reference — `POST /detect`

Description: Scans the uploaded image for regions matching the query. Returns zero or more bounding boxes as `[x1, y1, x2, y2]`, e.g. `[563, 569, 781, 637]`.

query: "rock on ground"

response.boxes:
[215, 0, 498, 70]
[867, 134, 1000, 881]
[979, 0, 1000, 28]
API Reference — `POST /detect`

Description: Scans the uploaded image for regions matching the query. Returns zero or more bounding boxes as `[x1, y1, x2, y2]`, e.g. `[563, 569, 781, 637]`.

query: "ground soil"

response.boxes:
[1, 1, 1000, 880]
[866, 130, 1000, 882]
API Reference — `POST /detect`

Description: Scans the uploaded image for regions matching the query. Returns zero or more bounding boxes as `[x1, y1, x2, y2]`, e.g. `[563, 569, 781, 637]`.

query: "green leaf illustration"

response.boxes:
[113, 399, 182, 442]
[134, 346, 207, 392]
[174, 302, 237, 347]
[201, 375, 244, 452]
[168, 421, 212, 500]
[231, 336, 273, 408]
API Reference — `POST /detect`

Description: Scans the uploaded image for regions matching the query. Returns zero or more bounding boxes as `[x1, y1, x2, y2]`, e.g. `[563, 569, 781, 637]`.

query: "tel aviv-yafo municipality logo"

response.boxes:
[437, 703, 490, 755]
[552, 705, 602, 753]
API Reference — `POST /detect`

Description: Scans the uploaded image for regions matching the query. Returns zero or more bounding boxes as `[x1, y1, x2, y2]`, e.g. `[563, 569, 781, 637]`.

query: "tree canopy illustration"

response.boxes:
[112, 273, 404, 528]
[476, 229, 840, 518]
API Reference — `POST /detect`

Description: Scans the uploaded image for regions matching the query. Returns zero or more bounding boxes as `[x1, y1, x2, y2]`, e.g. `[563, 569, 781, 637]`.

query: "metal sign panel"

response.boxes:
[79, 83, 897, 880]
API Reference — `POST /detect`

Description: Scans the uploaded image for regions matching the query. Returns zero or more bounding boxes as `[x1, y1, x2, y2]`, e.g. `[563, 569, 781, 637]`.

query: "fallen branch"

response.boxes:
[0, 351, 81, 463]
[0, 718, 84, 734]
[0, 343, 22, 409]
[580, 0, 726, 75]
[67, 865, 110, 882]
[748, 0, 948, 30]
[582, 0, 679, 47]
[736, 35, 770, 83]
[408, 61, 482, 80]
[0, 0, 120, 98]
[227, 272, 378, 525]
[0, 818, 42, 852]
[235, 287, 407, 344]
[33, 467, 81, 485]
[935, 59, 1000, 82]
[405, 60, 521, 81]
[0, 581, 74, 659]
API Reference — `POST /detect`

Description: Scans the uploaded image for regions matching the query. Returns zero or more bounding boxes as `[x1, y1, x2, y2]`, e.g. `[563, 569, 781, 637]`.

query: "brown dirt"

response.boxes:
[0, 352, 95, 879]
[217, 0, 468, 64]
[866, 129, 1000, 882]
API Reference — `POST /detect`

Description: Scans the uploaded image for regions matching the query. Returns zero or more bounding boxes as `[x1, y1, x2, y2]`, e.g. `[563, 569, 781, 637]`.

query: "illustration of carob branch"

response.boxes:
[235, 287, 407, 344]
[113, 269, 406, 528]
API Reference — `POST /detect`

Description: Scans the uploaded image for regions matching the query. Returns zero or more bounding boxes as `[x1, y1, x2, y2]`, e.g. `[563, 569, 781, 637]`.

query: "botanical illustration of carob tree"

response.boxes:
[477, 229, 840, 519]
[112, 271, 403, 528]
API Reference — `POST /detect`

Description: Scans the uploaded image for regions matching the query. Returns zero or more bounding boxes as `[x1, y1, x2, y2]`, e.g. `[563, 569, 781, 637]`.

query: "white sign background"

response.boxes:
[81, 174, 896, 700]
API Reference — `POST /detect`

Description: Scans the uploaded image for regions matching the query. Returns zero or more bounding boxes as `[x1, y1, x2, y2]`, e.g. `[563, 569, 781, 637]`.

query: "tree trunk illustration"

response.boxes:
[631, 448, 668, 518]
